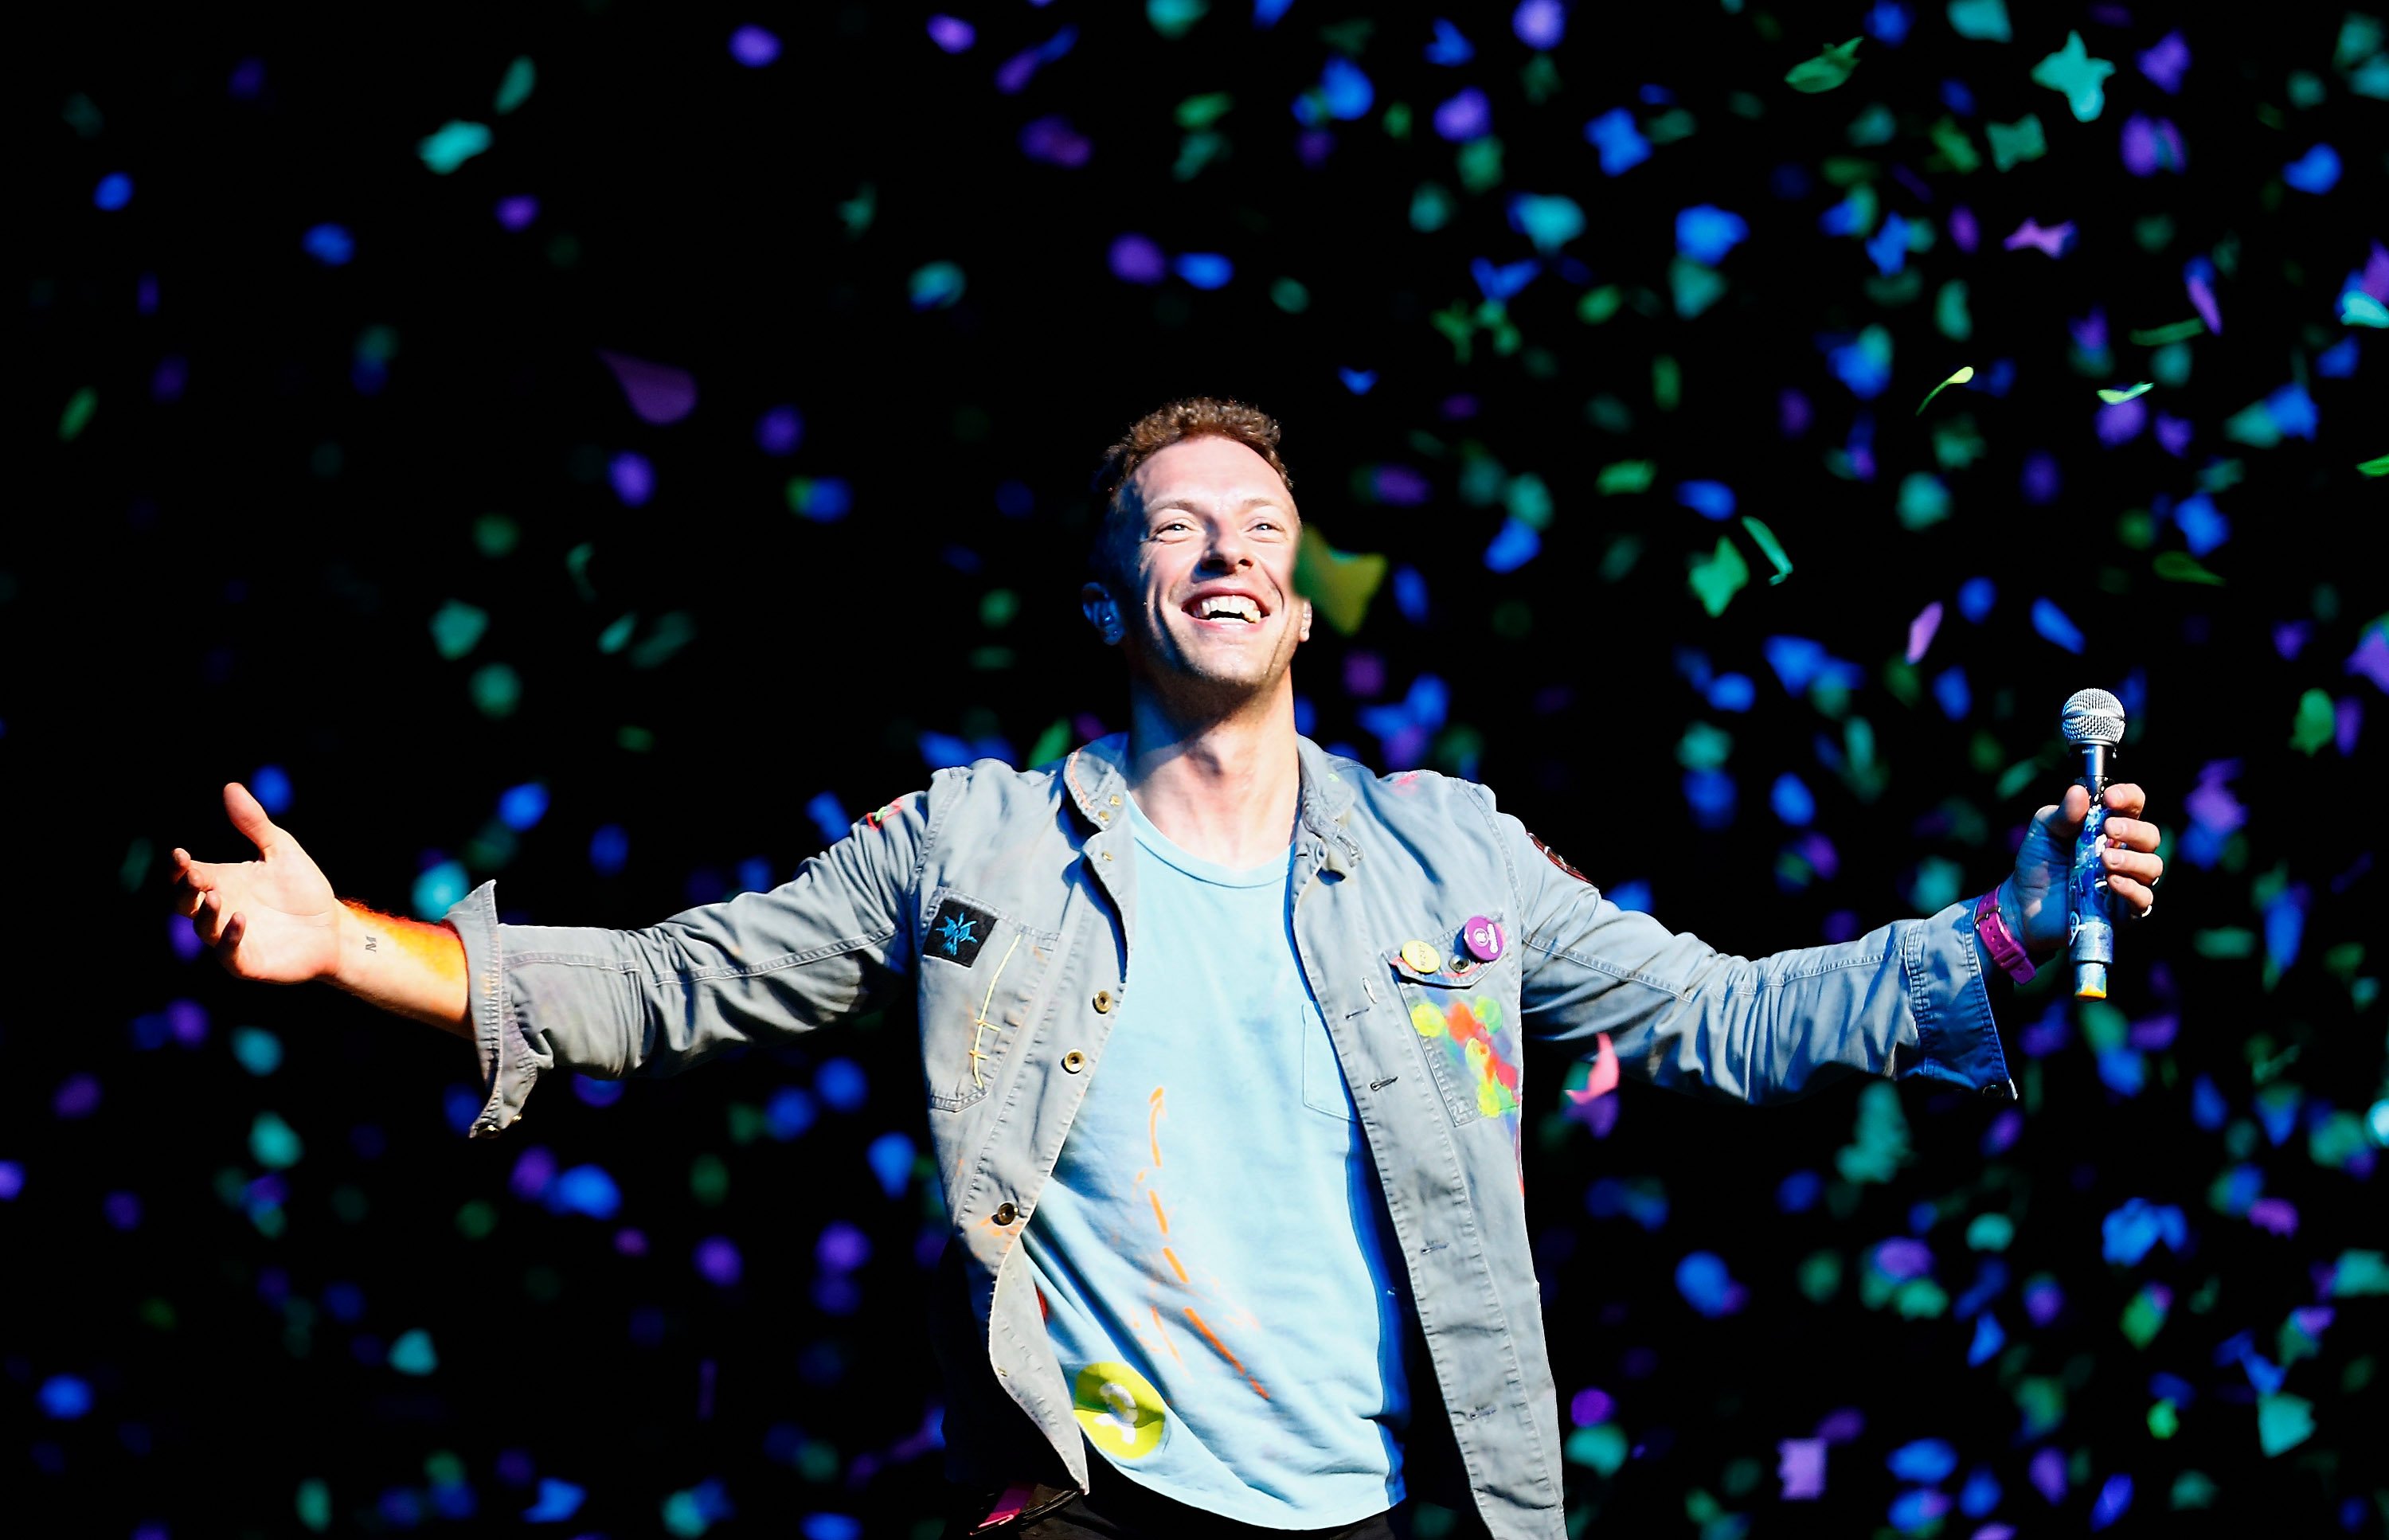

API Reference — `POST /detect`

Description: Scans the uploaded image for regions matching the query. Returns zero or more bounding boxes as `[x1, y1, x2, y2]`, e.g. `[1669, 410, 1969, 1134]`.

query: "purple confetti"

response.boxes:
[1949, 205, 1978, 252]
[494, 194, 538, 230]
[2028, 1448, 2068, 1503]
[2248, 1197, 2298, 1236]
[1779, 1438, 1828, 1499]
[1108, 233, 1167, 284]
[608, 451, 654, 506]
[1019, 115, 1092, 167]
[1433, 88, 1492, 142]
[2186, 270, 2222, 334]
[727, 25, 780, 67]
[694, 1235, 743, 1286]
[2153, 413, 2192, 455]
[2120, 115, 2186, 176]
[597, 350, 697, 426]
[2004, 218, 2074, 257]
[2138, 31, 2189, 92]
[1512, 0, 1566, 49]
[1570, 1386, 1614, 1425]
[2095, 397, 2147, 444]
[2347, 626, 2389, 692]
[1874, 1238, 1933, 1280]
[926, 15, 975, 53]
[56, 1074, 102, 1120]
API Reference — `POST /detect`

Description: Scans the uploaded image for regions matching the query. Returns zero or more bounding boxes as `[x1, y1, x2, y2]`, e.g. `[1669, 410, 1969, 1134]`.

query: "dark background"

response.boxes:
[12, 1, 2386, 1535]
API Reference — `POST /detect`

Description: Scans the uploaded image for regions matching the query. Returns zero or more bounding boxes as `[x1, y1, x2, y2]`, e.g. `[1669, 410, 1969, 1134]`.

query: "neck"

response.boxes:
[1121, 676, 1303, 868]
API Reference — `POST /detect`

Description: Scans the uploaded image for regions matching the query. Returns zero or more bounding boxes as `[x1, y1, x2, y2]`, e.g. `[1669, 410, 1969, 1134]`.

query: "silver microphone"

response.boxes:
[2060, 688, 2126, 999]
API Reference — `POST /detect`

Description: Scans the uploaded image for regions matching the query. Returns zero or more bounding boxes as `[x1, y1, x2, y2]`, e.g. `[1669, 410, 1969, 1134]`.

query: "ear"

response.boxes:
[1297, 598, 1314, 643]
[1081, 583, 1123, 645]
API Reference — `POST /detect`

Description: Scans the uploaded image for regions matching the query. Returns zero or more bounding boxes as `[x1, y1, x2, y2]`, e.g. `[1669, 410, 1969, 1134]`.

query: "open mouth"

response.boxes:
[1183, 592, 1265, 624]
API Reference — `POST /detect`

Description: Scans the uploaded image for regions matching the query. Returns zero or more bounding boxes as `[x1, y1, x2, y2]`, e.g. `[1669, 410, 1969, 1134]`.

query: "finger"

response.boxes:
[217, 911, 248, 967]
[2104, 848, 2164, 885]
[223, 782, 282, 857]
[2054, 783, 2089, 835]
[173, 856, 227, 895]
[194, 890, 228, 945]
[2107, 874, 2153, 911]
[2102, 781, 2148, 818]
[173, 881, 206, 919]
[2102, 816, 2160, 851]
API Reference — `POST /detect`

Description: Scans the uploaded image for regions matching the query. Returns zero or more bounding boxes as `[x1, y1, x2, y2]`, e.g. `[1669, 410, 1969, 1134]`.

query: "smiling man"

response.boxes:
[172, 397, 2162, 1539]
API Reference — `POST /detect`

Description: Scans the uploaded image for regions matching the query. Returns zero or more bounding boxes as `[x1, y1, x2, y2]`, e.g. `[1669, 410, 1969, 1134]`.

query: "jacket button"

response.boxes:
[1093, 991, 1113, 1014]
[993, 1202, 1019, 1225]
[1062, 1050, 1087, 1073]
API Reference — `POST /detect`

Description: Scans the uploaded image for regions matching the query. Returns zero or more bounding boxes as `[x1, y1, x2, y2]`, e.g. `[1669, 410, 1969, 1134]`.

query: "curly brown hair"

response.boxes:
[1087, 397, 1296, 582]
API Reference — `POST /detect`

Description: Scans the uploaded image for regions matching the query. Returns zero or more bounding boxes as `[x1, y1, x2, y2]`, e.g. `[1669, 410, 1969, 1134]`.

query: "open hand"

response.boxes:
[2005, 782, 2163, 957]
[170, 783, 344, 983]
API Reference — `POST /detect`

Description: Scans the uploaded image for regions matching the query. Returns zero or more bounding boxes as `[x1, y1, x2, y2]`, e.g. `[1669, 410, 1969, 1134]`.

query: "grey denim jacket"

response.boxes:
[444, 735, 2012, 1539]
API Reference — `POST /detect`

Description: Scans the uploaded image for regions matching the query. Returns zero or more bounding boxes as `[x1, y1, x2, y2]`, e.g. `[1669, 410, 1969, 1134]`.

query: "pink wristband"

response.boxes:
[1973, 889, 2036, 983]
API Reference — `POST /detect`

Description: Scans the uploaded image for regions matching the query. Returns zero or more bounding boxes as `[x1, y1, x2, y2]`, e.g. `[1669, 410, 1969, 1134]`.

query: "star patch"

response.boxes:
[1527, 831, 1589, 885]
[926, 897, 998, 967]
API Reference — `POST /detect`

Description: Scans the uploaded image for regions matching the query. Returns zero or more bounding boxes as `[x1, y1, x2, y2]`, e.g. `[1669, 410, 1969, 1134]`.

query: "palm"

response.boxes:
[2008, 803, 2075, 954]
[172, 784, 343, 983]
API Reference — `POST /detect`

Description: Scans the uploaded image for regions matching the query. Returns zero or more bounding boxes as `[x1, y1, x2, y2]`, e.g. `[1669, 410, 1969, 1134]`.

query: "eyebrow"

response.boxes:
[1147, 494, 1291, 516]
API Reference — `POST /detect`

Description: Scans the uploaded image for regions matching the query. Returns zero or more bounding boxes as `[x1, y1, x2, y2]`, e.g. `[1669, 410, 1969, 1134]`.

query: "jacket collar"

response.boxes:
[1061, 733, 1362, 868]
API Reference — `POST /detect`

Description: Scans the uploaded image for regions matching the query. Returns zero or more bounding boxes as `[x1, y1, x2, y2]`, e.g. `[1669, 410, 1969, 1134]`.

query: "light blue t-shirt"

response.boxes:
[1020, 799, 1411, 1528]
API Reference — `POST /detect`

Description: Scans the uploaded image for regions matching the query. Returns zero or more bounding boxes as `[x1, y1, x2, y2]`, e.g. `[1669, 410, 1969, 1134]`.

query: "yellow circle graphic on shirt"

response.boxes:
[1071, 1361, 1168, 1460]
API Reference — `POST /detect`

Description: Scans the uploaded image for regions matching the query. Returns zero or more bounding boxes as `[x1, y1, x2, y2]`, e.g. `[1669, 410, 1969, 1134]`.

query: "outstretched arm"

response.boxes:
[171, 782, 470, 1036]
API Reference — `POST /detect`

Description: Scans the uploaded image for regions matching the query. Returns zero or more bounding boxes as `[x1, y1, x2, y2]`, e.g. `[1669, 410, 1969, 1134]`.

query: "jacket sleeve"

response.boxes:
[1497, 807, 2012, 1104]
[443, 783, 940, 1139]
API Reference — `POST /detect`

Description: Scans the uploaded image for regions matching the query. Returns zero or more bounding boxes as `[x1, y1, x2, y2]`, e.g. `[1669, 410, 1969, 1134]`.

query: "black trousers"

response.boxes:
[944, 1453, 1408, 1540]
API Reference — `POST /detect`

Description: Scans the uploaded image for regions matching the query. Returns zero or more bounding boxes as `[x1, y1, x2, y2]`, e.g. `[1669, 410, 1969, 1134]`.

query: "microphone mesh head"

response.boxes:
[2061, 687, 2126, 747]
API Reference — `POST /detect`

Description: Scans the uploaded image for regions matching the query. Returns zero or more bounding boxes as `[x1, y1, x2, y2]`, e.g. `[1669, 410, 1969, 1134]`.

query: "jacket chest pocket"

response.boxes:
[918, 887, 1062, 1113]
[1384, 924, 1522, 1130]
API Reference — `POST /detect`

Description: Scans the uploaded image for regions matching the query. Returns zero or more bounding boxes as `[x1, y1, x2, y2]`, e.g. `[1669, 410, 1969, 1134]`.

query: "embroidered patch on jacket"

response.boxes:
[1527, 831, 1589, 884]
[926, 897, 998, 966]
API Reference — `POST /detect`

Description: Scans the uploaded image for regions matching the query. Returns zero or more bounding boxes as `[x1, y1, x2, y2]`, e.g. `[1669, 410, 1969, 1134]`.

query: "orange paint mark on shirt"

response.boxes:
[1150, 1305, 1184, 1364]
[1148, 1190, 1170, 1235]
[1162, 1247, 1189, 1284]
[1147, 1086, 1167, 1168]
[1183, 1307, 1269, 1401]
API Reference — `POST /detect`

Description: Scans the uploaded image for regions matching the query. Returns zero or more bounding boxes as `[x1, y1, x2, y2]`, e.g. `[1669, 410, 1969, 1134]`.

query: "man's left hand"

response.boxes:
[2003, 782, 2164, 958]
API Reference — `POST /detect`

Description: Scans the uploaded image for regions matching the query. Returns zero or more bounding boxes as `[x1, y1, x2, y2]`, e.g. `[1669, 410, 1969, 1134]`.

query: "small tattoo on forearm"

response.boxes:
[365, 935, 379, 952]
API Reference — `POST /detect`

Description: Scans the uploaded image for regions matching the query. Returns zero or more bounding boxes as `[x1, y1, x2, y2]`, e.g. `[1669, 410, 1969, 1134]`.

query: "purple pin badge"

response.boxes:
[1461, 915, 1504, 964]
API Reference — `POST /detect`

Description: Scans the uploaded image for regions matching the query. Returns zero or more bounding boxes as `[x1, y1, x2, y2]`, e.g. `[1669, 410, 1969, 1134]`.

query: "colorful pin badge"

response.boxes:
[1461, 915, 1505, 964]
[1400, 939, 1442, 974]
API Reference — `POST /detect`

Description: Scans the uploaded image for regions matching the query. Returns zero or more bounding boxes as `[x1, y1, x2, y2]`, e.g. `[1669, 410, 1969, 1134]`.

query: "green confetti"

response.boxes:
[909, 261, 966, 309]
[1564, 1423, 1629, 1476]
[1269, 276, 1309, 312]
[1146, 0, 1207, 40]
[428, 600, 488, 660]
[2256, 1393, 2314, 1456]
[2289, 689, 2335, 754]
[416, 119, 492, 174]
[388, 1328, 439, 1377]
[1897, 471, 1952, 529]
[2152, 552, 2224, 585]
[1577, 284, 1623, 324]
[1739, 515, 1793, 584]
[1934, 282, 1973, 341]
[1669, 256, 1726, 318]
[2149, 1399, 2180, 1439]
[60, 386, 97, 441]
[1926, 116, 1981, 174]
[1027, 719, 1072, 765]
[629, 612, 697, 669]
[1945, 0, 2011, 41]
[1965, 1212, 2014, 1250]
[2358, 453, 2389, 477]
[493, 56, 535, 115]
[250, 1111, 303, 1170]
[2128, 318, 2207, 346]
[470, 663, 522, 717]
[1915, 364, 1974, 414]
[838, 182, 875, 238]
[2031, 32, 2116, 123]
[2340, 291, 2389, 327]
[296, 1479, 332, 1534]
[1596, 459, 1654, 494]
[1687, 536, 1750, 616]
[1986, 114, 2047, 171]
[2098, 381, 2154, 405]
[1784, 37, 1863, 94]
[597, 612, 636, 654]
[1174, 92, 1233, 129]
[1293, 524, 1388, 635]
[2331, 1250, 2389, 1296]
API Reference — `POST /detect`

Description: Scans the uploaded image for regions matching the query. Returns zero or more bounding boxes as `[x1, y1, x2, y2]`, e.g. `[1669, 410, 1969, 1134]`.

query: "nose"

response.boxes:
[1201, 525, 1253, 570]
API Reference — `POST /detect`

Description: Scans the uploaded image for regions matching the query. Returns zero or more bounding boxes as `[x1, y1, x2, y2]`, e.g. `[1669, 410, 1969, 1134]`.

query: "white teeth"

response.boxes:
[1198, 596, 1260, 622]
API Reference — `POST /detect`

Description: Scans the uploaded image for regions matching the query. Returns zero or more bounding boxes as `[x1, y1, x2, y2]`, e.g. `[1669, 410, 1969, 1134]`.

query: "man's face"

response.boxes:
[1086, 435, 1311, 707]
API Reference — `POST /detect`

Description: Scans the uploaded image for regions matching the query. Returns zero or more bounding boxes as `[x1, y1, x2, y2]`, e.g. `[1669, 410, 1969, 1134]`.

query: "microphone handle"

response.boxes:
[2070, 742, 2115, 999]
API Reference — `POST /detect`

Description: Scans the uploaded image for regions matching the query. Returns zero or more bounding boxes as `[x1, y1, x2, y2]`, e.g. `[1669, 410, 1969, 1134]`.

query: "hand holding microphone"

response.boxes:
[1984, 690, 2166, 995]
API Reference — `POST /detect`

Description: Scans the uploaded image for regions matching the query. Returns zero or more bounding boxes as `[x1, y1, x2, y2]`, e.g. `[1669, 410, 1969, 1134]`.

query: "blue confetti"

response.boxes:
[522, 1479, 586, 1522]
[1171, 252, 1234, 289]
[1425, 18, 1474, 65]
[2282, 143, 2341, 193]
[1583, 108, 1652, 176]
[1675, 205, 1749, 265]
[816, 1057, 868, 1112]
[94, 172, 135, 210]
[1957, 576, 1996, 621]
[1675, 480, 1736, 519]
[1770, 772, 1816, 825]
[1483, 518, 1541, 572]
[589, 824, 630, 875]
[39, 1374, 93, 1419]
[1675, 1251, 1745, 1316]
[1887, 1439, 1958, 1483]
[497, 780, 549, 831]
[548, 1164, 623, 1219]
[2029, 596, 2085, 653]
[302, 223, 355, 266]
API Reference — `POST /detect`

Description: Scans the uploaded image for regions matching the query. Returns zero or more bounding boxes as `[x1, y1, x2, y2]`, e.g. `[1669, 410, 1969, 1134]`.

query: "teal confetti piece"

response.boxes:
[1687, 537, 1749, 616]
[2128, 319, 2206, 345]
[1945, 0, 2011, 41]
[493, 56, 535, 115]
[1739, 515, 1793, 584]
[416, 119, 492, 174]
[2256, 1393, 2313, 1456]
[2031, 32, 2116, 123]
[59, 386, 97, 441]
